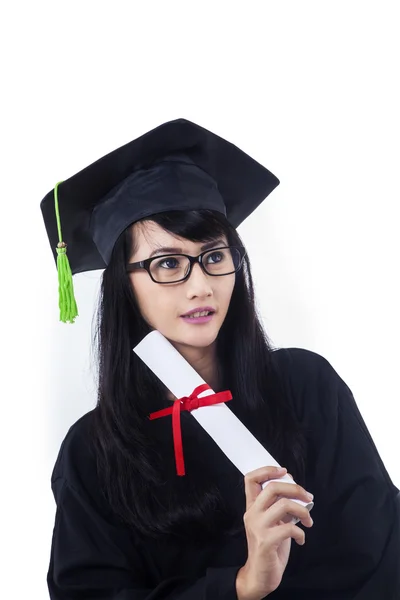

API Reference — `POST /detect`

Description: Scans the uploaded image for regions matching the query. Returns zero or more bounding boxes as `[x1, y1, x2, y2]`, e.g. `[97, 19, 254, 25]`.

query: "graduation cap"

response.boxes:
[40, 118, 280, 323]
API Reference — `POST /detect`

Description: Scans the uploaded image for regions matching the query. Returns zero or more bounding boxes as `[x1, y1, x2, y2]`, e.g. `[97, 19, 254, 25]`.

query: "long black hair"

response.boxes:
[89, 209, 307, 542]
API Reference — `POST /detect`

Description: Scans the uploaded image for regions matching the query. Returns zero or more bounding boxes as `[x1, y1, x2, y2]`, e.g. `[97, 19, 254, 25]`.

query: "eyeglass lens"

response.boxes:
[149, 247, 242, 283]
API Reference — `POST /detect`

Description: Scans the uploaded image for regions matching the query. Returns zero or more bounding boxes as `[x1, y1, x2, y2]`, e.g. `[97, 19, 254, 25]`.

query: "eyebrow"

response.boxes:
[149, 239, 226, 258]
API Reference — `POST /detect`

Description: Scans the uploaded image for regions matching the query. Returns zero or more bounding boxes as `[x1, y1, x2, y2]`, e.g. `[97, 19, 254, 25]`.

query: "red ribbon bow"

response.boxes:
[148, 383, 233, 476]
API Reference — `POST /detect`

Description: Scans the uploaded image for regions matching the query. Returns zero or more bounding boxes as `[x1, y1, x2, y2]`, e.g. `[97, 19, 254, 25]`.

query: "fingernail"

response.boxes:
[307, 492, 314, 500]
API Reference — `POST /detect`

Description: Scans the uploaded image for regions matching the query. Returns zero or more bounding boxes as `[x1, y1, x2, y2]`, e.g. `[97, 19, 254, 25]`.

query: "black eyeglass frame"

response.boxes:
[126, 245, 247, 284]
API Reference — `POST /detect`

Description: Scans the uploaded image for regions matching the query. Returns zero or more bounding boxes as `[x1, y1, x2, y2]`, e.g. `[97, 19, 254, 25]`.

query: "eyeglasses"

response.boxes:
[126, 245, 246, 284]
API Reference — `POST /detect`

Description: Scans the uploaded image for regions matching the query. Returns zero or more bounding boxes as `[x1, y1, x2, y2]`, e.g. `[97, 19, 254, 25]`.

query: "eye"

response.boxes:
[206, 250, 225, 264]
[157, 257, 180, 269]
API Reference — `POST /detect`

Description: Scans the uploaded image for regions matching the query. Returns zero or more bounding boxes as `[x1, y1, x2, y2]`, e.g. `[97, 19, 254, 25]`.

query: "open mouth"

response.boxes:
[182, 310, 215, 319]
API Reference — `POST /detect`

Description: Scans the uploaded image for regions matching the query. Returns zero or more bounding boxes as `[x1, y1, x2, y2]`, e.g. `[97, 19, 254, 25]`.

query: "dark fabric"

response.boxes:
[40, 119, 279, 274]
[47, 348, 400, 599]
[91, 159, 227, 265]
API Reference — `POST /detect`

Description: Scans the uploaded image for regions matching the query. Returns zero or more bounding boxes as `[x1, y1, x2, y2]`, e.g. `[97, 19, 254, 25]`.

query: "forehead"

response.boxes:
[130, 220, 227, 257]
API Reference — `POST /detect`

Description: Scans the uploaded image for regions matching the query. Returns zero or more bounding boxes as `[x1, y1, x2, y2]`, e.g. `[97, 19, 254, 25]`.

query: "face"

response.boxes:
[127, 220, 235, 352]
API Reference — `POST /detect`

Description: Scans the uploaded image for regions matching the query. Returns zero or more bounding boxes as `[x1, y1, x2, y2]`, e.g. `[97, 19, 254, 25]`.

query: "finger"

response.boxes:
[263, 498, 313, 529]
[268, 522, 306, 547]
[244, 466, 286, 511]
[254, 481, 312, 513]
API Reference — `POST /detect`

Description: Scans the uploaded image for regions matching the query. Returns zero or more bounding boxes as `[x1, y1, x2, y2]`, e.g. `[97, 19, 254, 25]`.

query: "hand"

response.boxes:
[236, 466, 314, 600]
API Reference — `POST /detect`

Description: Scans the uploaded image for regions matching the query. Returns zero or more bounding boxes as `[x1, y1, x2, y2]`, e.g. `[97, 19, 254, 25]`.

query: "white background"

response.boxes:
[1, 2, 399, 598]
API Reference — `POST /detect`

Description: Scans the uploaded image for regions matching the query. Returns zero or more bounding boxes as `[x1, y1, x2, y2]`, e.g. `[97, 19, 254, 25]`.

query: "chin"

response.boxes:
[169, 327, 219, 350]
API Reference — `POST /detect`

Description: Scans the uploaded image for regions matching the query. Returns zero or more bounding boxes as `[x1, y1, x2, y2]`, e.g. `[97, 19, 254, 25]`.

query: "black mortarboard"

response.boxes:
[40, 118, 279, 322]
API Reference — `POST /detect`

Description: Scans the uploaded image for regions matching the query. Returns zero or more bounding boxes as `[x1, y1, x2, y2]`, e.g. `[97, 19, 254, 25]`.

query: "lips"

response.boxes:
[181, 306, 215, 318]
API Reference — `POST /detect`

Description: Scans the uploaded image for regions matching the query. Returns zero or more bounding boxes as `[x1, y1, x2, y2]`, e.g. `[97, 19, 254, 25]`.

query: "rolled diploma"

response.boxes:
[133, 330, 314, 524]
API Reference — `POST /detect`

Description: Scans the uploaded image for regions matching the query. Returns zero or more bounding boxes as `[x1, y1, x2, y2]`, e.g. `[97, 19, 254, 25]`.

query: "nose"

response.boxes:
[185, 262, 213, 299]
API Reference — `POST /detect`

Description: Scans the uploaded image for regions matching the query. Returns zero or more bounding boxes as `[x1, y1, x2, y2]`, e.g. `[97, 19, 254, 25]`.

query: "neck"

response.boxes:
[167, 341, 220, 400]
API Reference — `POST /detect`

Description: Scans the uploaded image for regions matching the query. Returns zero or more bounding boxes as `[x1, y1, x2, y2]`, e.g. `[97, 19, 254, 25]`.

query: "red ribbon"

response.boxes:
[148, 383, 232, 476]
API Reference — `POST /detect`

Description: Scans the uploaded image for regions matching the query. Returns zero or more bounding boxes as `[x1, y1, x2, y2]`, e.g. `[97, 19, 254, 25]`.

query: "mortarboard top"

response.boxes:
[40, 118, 280, 322]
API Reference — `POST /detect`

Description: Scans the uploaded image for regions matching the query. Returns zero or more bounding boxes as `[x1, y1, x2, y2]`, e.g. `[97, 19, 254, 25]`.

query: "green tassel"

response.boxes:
[54, 181, 78, 323]
[56, 243, 78, 323]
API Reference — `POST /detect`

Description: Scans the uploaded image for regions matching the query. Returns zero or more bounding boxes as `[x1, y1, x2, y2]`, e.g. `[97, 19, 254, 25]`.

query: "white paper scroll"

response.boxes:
[133, 330, 314, 524]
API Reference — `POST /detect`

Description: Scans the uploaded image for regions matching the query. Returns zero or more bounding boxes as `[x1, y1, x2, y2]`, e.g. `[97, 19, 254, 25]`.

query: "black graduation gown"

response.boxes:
[47, 348, 400, 599]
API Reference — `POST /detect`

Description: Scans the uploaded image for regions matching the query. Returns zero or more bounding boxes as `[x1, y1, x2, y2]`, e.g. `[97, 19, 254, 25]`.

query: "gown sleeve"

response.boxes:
[276, 349, 400, 600]
[47, 476, 242, 600]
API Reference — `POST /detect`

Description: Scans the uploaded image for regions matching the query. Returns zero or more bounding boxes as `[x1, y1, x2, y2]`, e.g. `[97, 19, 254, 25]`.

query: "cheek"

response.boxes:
[222, 276, 235, 303]
[129, 276, 152, 318]
[216, 277, 235, 317]
[130, 277, 173, 326]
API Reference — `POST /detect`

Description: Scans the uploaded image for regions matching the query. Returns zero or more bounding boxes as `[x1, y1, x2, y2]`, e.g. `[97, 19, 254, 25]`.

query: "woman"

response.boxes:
[42, 119, 400, 599]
